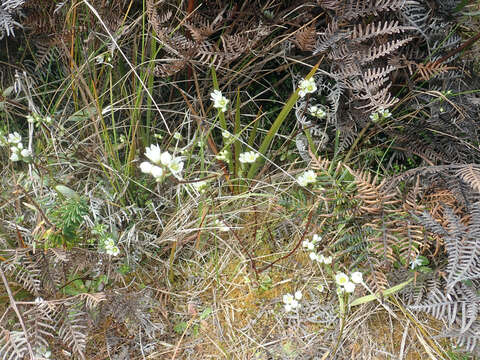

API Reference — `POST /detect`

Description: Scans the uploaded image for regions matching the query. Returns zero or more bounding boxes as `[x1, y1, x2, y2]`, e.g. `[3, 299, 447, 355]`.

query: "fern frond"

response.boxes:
[294, 23, 316, 51]
[351, 21, 412, 43]
[340, 0, 405, 21]
[57, 306, 87, 360]
[0, 330, 29, 360]
[456, 165, 480, 194]
[359, 37, 413, 64]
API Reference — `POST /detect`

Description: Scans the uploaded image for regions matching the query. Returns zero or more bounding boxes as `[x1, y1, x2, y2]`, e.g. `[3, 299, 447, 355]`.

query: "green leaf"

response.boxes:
[247, 62, 320, 179]
[55, 185, 80, 200]
[174, 321, 188, 334]
[200, 307, 212, 320]
[349, 278, 413, 307]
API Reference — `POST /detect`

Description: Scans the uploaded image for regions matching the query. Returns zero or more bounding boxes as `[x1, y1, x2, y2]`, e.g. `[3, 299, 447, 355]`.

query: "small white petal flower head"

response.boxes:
[303, 241, 315, 251]
[140, 161, 153, 174]
[239, 151, 259, 163]
[351, 271, 363, 284]
[173, 132, 182, 140]
[298, 77, 317, 98]
[283, 293, 293, 304]
[168, 157, 184, 174]
[10, 152, 20, 162]
[8, 132, 22, 144]
[284, 303, 292, 312]
[222, 130, 232, 139]
[297, 173, 309, 187]
[215, 219, 229, 232]
[312, 234, 322, 243]
[335, 272, 349, 286]
[309, 105, 326, 119]
[145, 144, 162, 164]
[343, 281, 356, 293]
[150, 165, 164, 180]
[294, 291, 302, 300]
[160, 151, 173, 166]
[215, 149, 229, 161]
[303, 170, 316, 183]
[210, 90, 229, 113]
[309, 252, 319, 261]
[106, 246, 120, 256]
[20, 149, 32, 159]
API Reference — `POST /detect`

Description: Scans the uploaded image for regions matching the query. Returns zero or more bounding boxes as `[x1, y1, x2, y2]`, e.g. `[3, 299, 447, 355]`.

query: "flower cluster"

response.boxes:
[27, 113, 53, 127]
[335, 271, 363, 293]
[308, 105, 327, 119]
[369, 107, 392, 122]
[103, 237, 120, 256]
[302, 234, 332, 264]
[297, 170, 316, 187]
[0, 131, 32, 162]
[215, 149, 230, 162]
[140, 145, 184, 181]
[298, 77, 317, 98]
[283, 291, 302, 312]
[210, 90, 229, 113]
[239, 151, 259, 164]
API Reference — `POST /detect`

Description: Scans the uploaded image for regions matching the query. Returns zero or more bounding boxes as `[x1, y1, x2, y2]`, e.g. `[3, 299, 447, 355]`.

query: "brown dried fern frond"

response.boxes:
[294, 23, 316, 51]
[351, 20, 412, 43]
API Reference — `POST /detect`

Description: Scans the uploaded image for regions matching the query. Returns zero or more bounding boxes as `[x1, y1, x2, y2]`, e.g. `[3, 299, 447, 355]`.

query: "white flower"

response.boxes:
[20, 149, 32, 158]
[215, 219, 229, 232]
[302, 240, 314, 251]
[239, 151, 259, 163]
[410, 256, 423, 269]
[215, 149, 229, 161]
[323, 256, 332, 264]
[210, 90, 229, 113]
[173, 132, 182, 140]
[309, 252, 319, 261]
[370, 107, 392, 122]
[222, 130, 232, 139]
[309, 105, 326, 119]
[283, 293, 294, 304]
[343, 281, 356, 293]
[106, 245, 120, 256]
[312, 234, 322, 243]
[145, 144, 162, 164]
[140, 161, 153, 174]
[297, 170, 316, 186]
[297, 173, 309, 187]
[27, 115, 35, 123]
[160, 151, 173, 166]
[10, 152, 20, 162]
[150, 165, 164, 180]
[335, 272, 349, 286]
[8, 132, 21, 144]
[317, 284, 324, 292]
[283, 292, 301, 312]
[351, 271, 363, 284]
[168, 157, 184, 175]
[44, 116, 52, 124]
[298, 77, 317, 98]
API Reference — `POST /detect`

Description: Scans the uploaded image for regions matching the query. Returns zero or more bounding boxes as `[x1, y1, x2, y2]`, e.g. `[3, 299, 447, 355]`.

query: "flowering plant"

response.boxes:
[140, 145, 184, 181]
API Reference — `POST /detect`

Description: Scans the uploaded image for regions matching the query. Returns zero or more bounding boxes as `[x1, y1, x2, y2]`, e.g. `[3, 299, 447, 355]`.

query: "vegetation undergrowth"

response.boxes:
[1, 0, 480, 359]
